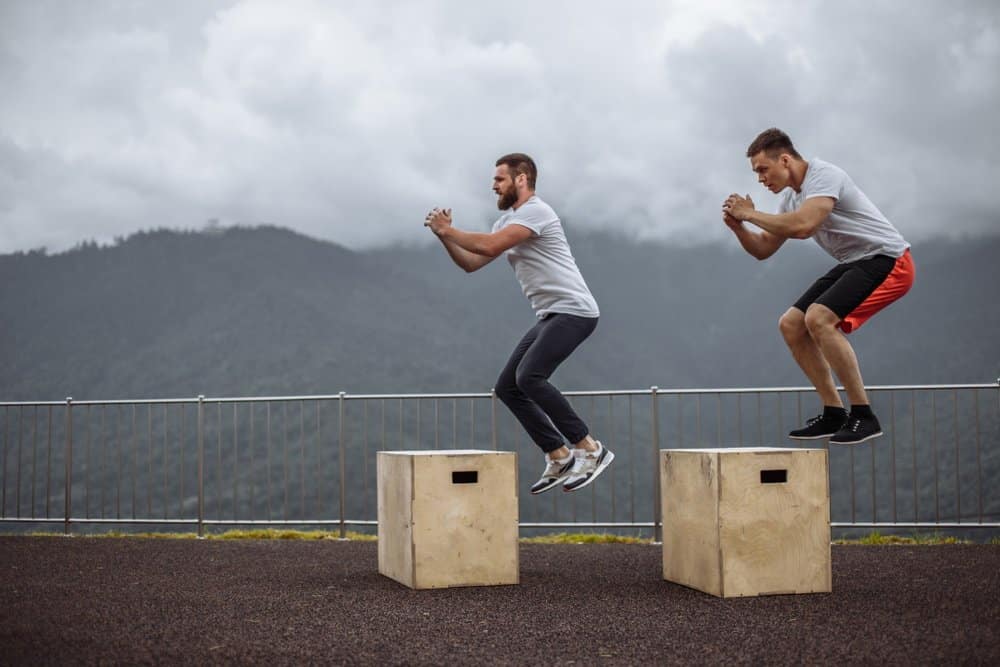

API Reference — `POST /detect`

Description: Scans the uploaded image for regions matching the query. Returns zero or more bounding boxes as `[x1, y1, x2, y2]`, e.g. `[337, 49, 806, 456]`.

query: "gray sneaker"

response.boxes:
[530, 454, 576, 495]
[563, 442, 615, 492]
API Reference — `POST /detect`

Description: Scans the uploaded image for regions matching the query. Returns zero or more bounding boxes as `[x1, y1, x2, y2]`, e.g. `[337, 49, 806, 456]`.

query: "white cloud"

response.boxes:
[1, 0, 997, 253]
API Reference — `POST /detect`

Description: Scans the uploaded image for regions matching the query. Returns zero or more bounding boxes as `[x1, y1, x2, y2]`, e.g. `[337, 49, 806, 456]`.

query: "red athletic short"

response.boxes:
[793, 249, 914, 334]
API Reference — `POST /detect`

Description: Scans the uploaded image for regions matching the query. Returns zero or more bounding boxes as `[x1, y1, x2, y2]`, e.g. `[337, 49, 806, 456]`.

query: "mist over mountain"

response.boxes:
[2, 225, 997, 402]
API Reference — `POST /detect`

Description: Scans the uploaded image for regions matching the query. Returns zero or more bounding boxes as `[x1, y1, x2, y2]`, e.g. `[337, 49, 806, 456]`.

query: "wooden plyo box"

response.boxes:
[660, 447, 831, 598]
[377, 450, 519, 589]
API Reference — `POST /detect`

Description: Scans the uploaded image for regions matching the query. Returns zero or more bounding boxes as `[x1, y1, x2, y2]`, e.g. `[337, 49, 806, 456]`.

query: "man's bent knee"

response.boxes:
[515, 370, 547, 400]
[494, 375, 520, 405]
[779, 308, 808, 343]
[804, 303, 839, 336]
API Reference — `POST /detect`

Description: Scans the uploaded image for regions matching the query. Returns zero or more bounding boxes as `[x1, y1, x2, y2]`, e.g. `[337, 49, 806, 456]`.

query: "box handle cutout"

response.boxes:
[452, 470, 478, 484]
[760, 469, 787, 484]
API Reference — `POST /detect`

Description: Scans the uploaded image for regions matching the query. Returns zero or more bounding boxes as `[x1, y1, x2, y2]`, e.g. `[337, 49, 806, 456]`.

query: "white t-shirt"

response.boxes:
[778, 158, 909, 263]
[491, 195, 600, 319]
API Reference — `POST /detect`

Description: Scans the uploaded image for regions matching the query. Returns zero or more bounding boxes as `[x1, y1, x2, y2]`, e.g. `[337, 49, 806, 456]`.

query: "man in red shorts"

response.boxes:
[722, 128, 914, 445]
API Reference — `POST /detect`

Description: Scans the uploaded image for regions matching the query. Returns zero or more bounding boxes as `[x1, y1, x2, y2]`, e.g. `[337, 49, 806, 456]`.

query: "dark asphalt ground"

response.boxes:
[1, 537, 998, 665]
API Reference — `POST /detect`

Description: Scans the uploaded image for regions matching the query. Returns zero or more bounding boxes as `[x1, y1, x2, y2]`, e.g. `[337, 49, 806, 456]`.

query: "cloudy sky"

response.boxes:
[1, 0, 997, 254]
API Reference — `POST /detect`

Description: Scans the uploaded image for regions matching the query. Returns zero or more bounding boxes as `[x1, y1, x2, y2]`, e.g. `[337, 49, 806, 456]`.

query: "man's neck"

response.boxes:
[790, 159, 809, 193]
[511, 191, 535, 211]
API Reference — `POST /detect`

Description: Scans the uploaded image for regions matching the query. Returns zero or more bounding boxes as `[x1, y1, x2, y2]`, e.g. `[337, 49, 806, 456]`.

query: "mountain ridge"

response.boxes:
[2, 225, 997, 402]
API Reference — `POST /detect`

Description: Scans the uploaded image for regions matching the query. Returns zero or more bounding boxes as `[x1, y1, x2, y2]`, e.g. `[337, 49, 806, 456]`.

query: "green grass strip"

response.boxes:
[521, 532, 652, 545]
[834, 531, 973, 545]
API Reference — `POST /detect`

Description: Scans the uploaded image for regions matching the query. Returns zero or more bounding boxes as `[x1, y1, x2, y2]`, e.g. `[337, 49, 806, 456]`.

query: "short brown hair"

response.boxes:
[746, 128, 802, 159]
[495, 153, 537, 189]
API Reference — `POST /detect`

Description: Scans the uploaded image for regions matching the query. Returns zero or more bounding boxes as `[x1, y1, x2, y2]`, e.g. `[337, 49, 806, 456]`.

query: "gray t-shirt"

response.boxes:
[778, 158, 909, 263]
[491, 195, 599, 319]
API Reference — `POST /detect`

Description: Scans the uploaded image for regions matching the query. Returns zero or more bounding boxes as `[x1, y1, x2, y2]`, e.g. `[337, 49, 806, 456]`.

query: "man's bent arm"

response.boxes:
[437, 235, 495, 273]
[743, 197, 834, 240]
[439, 224, 533, 259]
[729, 220, 786, 260]
[426, 207, 533, 272]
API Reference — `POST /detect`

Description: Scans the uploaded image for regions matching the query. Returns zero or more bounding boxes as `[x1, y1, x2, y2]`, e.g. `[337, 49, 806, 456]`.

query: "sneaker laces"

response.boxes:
[804, 414, 824, 427]
[542, 455, 571, 478]
[845, 417, 862, 432]
[572, 448, 598, 474]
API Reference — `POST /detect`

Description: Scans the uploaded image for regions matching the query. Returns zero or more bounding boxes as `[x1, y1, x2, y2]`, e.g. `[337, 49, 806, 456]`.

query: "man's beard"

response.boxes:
[497, 189, 517, 210]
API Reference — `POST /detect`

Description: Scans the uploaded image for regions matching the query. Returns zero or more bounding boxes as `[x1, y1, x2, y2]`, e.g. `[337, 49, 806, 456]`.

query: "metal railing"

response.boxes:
[2, 382, 997, 538]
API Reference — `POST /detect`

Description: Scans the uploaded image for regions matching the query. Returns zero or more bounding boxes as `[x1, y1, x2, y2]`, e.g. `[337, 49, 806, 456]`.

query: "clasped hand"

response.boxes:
[722, 193, 754, 223]
[424, 207, 452, 236]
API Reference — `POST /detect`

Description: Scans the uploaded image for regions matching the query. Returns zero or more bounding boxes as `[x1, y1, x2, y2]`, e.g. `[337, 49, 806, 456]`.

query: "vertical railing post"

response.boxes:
[651, 386, 661, 544]
[339, 392, 346, 539]
[490, 388, 498, 451]
[64, 397, 73, 536]
[197, 395, 205, 538]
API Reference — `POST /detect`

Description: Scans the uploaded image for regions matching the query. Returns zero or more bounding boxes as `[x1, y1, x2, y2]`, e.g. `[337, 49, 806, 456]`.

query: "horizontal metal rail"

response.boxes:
[4, 382, 996, 407]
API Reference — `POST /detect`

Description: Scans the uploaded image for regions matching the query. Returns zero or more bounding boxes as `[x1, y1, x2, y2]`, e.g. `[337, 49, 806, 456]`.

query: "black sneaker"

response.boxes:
[830, 413, 883, 445]
[788, 411, 847, 440]
[530, 454, 576, 495]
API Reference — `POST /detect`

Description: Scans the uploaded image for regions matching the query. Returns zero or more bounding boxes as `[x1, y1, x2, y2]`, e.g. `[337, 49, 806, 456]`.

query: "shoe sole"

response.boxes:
[530, 477, 567, 495]
[788, 433, 838, 440]
[563, 450, 615, 493]
[830, 430, 884, 446]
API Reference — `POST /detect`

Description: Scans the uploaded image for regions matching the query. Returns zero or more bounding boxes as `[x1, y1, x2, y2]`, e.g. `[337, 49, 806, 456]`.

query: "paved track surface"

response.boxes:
[1, 538, 998, 665]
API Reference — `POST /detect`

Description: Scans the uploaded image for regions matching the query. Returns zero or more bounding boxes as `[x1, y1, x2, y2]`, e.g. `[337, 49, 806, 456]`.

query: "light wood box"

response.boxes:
[377, 449, 519, 589]
[660, 447, 831, 597]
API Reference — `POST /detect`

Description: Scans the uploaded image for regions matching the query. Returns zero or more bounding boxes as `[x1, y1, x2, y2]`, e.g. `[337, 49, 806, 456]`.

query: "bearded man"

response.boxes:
[424, 153, 613, 493]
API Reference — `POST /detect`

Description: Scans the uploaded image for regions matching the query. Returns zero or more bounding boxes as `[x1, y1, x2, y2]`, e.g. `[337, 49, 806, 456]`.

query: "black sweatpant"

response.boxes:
[495, 313, 598, 454]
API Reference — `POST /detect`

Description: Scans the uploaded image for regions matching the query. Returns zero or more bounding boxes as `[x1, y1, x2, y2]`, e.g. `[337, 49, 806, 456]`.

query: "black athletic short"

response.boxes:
[793, 254, 897, 321]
